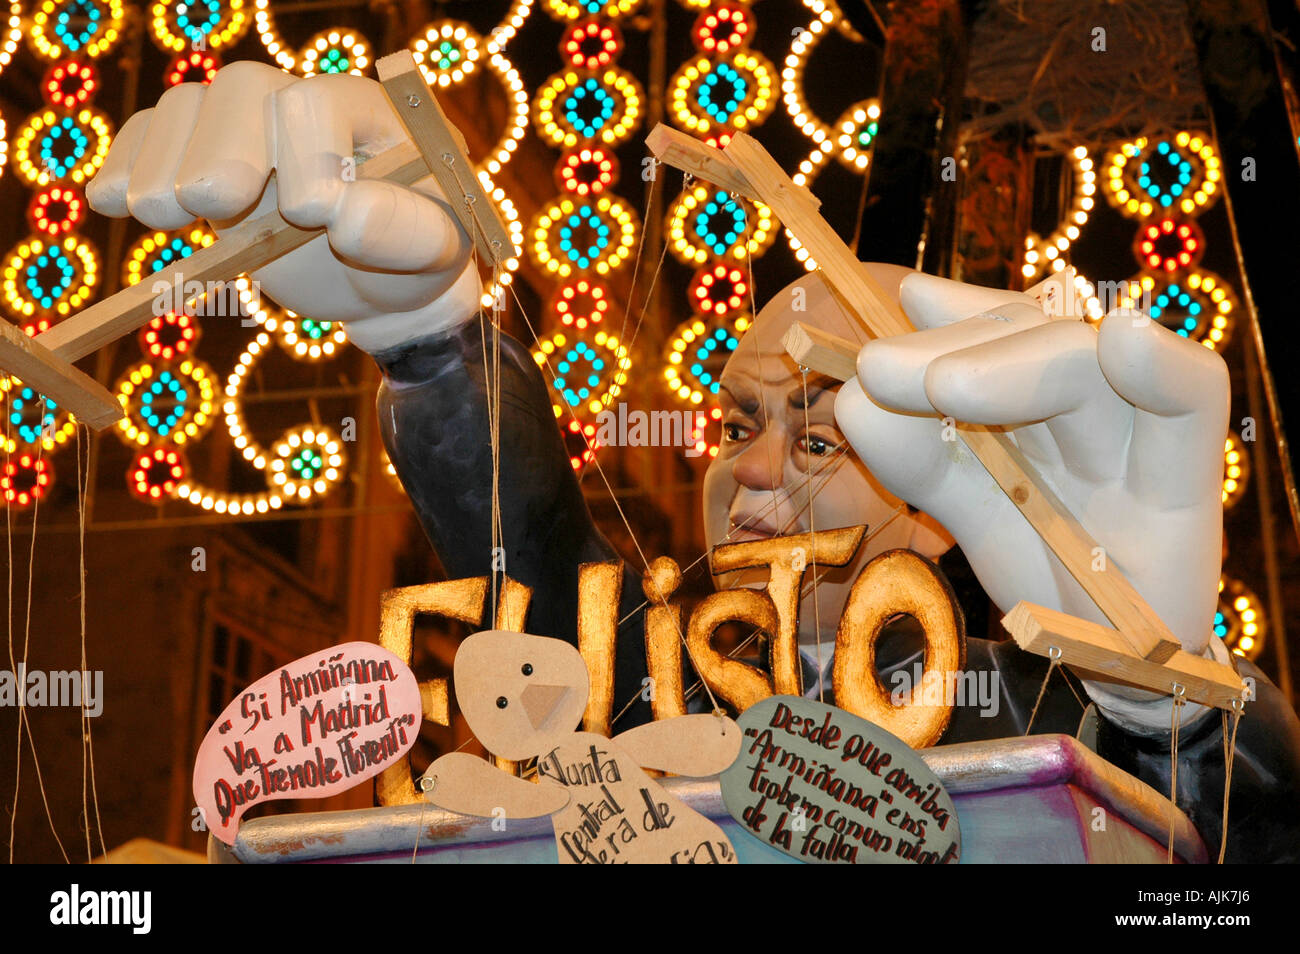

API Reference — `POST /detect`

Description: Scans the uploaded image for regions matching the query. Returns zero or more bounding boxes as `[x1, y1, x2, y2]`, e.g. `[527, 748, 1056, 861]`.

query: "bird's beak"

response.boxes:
[521, 683, 570, 730]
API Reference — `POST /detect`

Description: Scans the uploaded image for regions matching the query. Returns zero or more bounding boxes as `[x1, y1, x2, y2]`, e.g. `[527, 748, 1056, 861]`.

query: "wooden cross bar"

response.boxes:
[647, 124, 1245, 710]
[21, 51, 514, 429]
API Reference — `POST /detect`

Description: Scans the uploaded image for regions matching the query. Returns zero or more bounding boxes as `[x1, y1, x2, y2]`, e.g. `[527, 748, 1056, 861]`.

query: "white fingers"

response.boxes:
[922, 320, 1133, 482]
[175, 61, 295, 222]
[329, 178, 468, 272]
[856, 305, 1042, 414]
[899, 272, 1041, 330]
[86, 109, 151, 217]
[1097, 310, 1230, 507]
[273, 73, 406, 230]
[125, 83, 205, 229]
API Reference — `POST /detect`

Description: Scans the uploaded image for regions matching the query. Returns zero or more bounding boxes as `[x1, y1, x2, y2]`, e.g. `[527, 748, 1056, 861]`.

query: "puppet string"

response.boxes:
[15, 408, 68, 861]
[457, 173, 724, 713]
[1167, 686, 1186, 863]
[77, 426, 90, 862]
[1218, 701, 1243, 864]
[503, 278, 722, 717]
[800, 367, 824, 703]
[741, 204, 781, 532]
[76, 426, 106, 859]
[1024, 645, 1062, 735]
[613, 159, 660, 359]
[4, 389, 12, 863]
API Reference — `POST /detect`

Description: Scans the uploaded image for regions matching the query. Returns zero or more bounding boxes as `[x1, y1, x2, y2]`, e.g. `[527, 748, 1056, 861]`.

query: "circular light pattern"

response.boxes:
[562, 20, 621, 70]
[534, 68, 643, 148]
[667, 185, 775, 265]
[166, 49, 221, 86]
[1217, 576, 1265, 661]
[694, 4, 753, 55]
[269, 426, 344, 501]
[551, 279, 609, 330]
[29, 0, 124, 61]
[412, 21, 480, 87]
[140, 310, 200, 361]
[543, 0, 641, 19]
[130, 447, 186, 501]
[299, 29, 369, 77]
[1105, 132, 1220, 219]
[44, 61, 99, 109]
[114, 359, 216, 447]
[1134, 218, 1204, 272]
[689, 264, 748, 317]
[479, 53, 530, 177]
[1223, 432, 1249, 508]
[557, 146, 617, 196]
[834, 99, 880, 171]
[1, 454, 52, 509]
[122, 226, 217, 288]
[149, 0, 249, 53]
[252, 0, 295, 70]
[0, 379, 75, 451]
[14, 107, 113, 186]
[664, 312, 749, 403]
[670, 52, 775, 139]
[783, 1, 837, 146]
[1123, 270, 1236, 350]
[1022, 146, 1097, 280]
[28, 186, 84, 237]
[272, 311, 347, 360]
[2, 234, 100, 321]
[530, 195, 639, 278]
[0, 0, 21, 78]
[532, 329, 632, 419]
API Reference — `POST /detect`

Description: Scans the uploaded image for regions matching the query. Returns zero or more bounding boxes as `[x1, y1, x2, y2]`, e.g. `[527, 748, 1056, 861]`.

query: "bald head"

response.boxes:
[725, 262, 914, 379]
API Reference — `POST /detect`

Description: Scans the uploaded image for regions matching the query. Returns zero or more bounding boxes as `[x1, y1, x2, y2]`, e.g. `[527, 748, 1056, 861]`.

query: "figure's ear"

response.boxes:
[906, 508, 954, 561]
[421, 752, 569, 818]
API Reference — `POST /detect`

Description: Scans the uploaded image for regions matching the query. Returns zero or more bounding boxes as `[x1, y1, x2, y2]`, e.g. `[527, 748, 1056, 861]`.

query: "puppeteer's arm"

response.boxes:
[361, 301, 653, 725]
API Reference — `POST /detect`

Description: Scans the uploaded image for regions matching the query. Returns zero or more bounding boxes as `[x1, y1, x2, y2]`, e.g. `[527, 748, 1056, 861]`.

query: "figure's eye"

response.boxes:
[723, 423, 753, 444]
[496, 696, 508, 709]
[797, 434, 839, 457]
[521, 663, 533, 676]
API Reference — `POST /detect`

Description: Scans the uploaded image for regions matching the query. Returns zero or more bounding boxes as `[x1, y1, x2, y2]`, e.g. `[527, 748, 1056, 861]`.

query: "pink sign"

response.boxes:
[194, 642, 422, 845]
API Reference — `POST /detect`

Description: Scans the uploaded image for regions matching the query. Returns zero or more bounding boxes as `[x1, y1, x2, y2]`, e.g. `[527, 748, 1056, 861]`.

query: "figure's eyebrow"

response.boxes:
[719, 382, 760, 416]
[788, 374, 839, 410]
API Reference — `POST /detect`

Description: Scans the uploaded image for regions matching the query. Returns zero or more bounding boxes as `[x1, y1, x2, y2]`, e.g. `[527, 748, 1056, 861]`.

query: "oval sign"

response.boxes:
[194, 642, 422, 845]
[720, 695, 961, 864]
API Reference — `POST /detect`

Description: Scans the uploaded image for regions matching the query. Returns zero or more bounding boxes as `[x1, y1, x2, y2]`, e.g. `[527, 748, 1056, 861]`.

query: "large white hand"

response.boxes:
[86, 61, 479, 351]
[835, 273, 1230, 729]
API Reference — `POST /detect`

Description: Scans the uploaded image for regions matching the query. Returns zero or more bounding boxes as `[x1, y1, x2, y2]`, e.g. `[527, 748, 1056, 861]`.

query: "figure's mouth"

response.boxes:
[727, 513, 784, 543]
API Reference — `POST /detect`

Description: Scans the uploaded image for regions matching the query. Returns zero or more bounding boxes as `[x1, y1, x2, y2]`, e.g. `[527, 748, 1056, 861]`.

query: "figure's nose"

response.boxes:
[731, 428, 786, 492]
[521, 684, 569, 729]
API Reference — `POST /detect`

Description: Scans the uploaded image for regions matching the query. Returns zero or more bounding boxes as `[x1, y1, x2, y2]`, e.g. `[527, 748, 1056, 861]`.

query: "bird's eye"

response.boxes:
[521, 663, 533, 676]
[496, 696, 508, 709]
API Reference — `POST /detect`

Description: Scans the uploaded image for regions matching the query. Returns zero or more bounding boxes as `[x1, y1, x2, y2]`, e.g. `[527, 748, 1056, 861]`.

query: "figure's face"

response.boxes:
[454, 630, 590, 760]
[702, 269, 951, 642]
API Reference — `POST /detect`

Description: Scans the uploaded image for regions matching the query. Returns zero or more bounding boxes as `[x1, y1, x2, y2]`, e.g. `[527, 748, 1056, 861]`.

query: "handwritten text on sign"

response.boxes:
[194, 642, 421, 845]
[720, 696, 961, 864]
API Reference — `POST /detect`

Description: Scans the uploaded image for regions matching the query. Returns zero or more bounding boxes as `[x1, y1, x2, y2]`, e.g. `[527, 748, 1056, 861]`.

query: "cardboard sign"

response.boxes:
[720, 696, 961, 864]
[194, 642, 422, 845]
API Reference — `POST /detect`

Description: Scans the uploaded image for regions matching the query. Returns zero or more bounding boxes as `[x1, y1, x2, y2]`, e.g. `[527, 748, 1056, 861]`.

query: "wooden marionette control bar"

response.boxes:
[644, 124, 1251, 707]
[22, 52, 513, 428]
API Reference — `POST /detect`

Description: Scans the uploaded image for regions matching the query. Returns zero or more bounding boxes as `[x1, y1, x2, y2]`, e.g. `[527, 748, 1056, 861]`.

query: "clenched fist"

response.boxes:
[86, 61, 480, 352]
